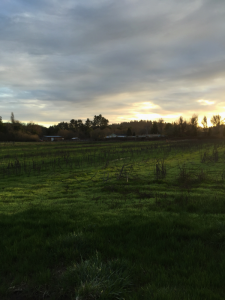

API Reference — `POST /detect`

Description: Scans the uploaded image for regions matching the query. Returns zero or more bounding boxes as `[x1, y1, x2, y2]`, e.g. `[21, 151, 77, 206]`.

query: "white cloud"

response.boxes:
[197, 99, 215, 105]
[0, 0, 225, 125]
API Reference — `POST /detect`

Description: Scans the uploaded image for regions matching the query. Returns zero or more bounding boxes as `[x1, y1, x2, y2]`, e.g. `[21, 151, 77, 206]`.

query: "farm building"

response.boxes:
[106, 134, 127, 139]
[43, 136, 64, 141]
[106, 133, 117, 138]
[137, 134, 161, 138]
[105, 134, 162, 139]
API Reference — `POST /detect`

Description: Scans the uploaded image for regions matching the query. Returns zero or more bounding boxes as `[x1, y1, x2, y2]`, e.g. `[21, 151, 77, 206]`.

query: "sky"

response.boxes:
[0, 0, 225, 127]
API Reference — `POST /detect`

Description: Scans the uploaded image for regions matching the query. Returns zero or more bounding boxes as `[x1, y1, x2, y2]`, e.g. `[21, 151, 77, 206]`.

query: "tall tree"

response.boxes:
[85, 118, 92, 128]
[92, 114, 109, 128]
[190, 114, 198, 127]
[127, 127, 132, 136]
[69, 119, 78, 131]
[158, 118, 164, 134]
[190, 114, 198, 136]
[10, 112, 15, 124]
[211, 115, 223, 127]
[0, 116, 4, 132]
[58, 121, 69, 130]
[77, 119, 83, 128]
[151, 121, 158, 134]
[201, 116, 208, 129]
[178, 116, 187, 135]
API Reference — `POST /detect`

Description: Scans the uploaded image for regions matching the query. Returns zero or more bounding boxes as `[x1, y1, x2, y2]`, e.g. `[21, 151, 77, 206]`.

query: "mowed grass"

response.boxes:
[0, 140, 225, 299]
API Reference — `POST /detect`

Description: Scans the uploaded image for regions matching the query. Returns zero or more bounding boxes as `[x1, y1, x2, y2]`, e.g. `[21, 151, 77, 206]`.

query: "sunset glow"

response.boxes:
[0, 0, 224, 125]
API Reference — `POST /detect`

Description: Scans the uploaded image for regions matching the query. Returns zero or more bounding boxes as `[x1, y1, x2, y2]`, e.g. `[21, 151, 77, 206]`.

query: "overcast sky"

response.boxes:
[0, 0, 225, 126]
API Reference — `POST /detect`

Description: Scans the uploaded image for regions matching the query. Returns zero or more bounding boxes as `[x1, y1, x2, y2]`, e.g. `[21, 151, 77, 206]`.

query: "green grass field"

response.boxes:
[0, 139, 225, 299]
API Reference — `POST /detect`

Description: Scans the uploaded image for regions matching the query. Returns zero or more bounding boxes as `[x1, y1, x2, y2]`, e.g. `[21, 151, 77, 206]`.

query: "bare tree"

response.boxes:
[10, 112, 15, 124]
[190, 114, 198, 136]
[201, 116, 208, 129]
[178, 116, 187, 135]
[210, 115, 223, 127]
[178, 116, 184, 125]
[190, 114, 198, 127]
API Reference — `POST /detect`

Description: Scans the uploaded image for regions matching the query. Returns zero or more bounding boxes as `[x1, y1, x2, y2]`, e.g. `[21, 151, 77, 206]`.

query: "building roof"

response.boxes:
[106, 134, 127, 138]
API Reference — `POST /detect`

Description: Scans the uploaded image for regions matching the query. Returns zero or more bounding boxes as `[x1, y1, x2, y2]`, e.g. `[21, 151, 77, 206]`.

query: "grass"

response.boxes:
[0, 139, 225, 299]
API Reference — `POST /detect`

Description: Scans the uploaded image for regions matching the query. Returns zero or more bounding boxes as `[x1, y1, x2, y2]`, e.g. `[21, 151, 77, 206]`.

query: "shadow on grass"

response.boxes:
[1, 208, 225, 299]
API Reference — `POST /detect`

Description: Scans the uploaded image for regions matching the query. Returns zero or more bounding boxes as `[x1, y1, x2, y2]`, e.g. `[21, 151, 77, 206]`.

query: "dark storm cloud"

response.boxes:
[0, 0, 225, 124]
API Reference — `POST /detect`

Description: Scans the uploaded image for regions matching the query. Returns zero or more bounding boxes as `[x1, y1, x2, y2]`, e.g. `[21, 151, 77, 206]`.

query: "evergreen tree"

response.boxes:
[127, 127, 132, 136]
[151, 121, 158, 134]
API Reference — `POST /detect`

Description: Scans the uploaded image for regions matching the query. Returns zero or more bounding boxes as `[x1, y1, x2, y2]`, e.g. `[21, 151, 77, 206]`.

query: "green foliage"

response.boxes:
[164, 122, 173, 136]
[92, 114, 109, 129]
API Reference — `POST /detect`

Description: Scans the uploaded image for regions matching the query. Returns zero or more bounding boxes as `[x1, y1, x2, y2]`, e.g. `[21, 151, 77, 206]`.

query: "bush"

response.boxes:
[58, 129, 76, 139]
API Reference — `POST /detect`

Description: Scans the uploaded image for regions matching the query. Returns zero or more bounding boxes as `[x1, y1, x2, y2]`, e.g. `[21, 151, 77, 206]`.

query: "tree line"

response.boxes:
[107, 114, 225, 139]
[0, 112, 224, 141]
